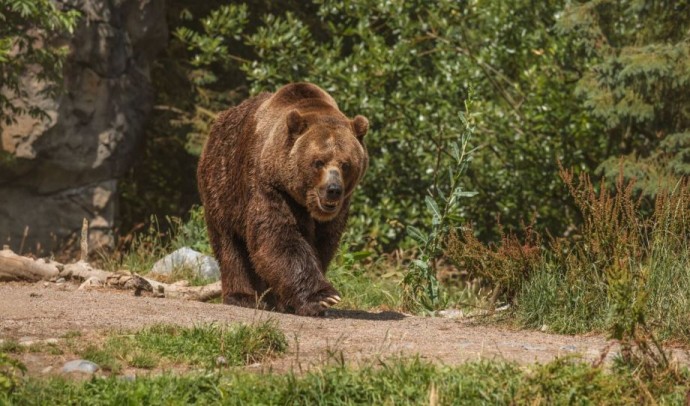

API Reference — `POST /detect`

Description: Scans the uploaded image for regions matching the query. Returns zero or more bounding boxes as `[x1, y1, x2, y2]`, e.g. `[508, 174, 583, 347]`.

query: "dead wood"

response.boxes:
[0, 246, 60, 281]
[0, 246, 221, 302]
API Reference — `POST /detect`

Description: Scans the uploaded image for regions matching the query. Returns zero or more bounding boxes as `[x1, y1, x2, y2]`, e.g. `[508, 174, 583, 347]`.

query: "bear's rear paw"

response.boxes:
[224, 293, 267, 310]
[295, 288, 341, 317]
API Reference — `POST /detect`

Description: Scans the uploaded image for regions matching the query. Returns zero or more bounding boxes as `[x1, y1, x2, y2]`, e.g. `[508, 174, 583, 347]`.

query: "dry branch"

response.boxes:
[0, 246, 221, 302]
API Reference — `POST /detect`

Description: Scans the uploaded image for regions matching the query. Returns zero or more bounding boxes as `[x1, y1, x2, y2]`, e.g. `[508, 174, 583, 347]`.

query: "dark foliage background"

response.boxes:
[118, 0, 689, 250]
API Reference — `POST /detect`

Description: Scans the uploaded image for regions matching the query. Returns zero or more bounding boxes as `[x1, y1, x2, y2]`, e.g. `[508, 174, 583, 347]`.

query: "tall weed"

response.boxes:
[448, 166, 690, 345]
[402, 98, 477, 312]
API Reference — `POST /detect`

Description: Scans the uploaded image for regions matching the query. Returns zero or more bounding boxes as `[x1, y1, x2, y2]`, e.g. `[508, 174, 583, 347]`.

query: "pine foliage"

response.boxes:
[559, 0, 690, 194]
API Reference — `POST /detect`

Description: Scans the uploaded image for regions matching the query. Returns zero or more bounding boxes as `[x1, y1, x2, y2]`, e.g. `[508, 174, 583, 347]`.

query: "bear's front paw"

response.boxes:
[295, 302, 328, 317]
[295, 288, 341, 317]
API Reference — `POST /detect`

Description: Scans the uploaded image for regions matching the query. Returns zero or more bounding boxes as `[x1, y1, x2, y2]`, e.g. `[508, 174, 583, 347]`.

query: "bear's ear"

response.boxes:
[351, 115, 369, 142]
[287, 110, 308, 138]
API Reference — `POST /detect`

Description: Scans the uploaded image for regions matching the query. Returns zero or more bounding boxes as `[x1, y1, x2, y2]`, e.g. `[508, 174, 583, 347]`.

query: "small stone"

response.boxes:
[437, 309, 464, 319]
[215, 356, 227, 366]
[56, 277, 66, 284]
[41, 366, 53, 374]
[43, 282, 49, 287]
[521, 344, 545, 351]
[540, 324, 549, 332]
[62, 359, 100, 374]
[495, 304, 510, 312]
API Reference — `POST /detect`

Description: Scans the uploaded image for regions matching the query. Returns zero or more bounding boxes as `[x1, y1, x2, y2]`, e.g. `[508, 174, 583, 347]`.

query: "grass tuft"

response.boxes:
[2, 357, 688, 404]
[80, 322, 287, 372]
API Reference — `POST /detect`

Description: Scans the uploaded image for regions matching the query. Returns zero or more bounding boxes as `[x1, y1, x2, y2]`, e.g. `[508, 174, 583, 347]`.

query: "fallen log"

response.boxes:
[0, 247, 60, 281]
[0, 246, 221, 302]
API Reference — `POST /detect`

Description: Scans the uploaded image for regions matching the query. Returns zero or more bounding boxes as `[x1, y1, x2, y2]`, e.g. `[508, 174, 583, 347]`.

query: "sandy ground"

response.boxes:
[1, 281, 685, 375]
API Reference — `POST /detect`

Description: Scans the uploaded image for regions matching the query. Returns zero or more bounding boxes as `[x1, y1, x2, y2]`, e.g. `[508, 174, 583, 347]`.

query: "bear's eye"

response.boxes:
[313, 160, 325, 169]
[341, 162, 351, 172]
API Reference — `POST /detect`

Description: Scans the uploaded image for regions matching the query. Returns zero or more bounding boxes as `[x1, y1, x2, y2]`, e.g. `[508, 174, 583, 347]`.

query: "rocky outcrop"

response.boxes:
[0, 0, 167, 253]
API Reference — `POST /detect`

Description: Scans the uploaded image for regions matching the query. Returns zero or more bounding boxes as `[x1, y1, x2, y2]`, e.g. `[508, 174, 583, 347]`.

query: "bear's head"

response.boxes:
[278, 110, 369, 222]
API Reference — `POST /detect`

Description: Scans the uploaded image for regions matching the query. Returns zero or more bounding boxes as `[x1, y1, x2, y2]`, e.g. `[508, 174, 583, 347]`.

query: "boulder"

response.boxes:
[150, 247, 221, 282]
[0, 0, 167, 254]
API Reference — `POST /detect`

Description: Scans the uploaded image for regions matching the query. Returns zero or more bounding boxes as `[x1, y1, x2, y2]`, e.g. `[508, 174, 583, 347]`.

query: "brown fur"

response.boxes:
[197, 83, 369, 316]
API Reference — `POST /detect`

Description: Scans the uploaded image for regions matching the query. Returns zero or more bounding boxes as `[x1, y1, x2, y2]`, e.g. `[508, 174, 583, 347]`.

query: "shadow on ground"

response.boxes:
[325, 309, 407, 321]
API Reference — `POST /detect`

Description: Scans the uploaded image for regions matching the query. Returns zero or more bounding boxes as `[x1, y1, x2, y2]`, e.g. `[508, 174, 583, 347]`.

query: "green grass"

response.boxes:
[61, 331, 82, 339]
[0, 341, 63, 356]
[516, 266, 610, 334]
[329, 264, 402, 311]
[298, 240, 405, 312]
[0, 341, 21, 354]
[79, 322, 287, 372]
[2, 357, 688, 405]
[515, 237, 690, 341]
[80, 345, 123, 374]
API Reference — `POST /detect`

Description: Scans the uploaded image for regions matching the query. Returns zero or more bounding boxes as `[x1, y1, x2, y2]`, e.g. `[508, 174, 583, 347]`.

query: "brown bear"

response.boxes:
[197, 83, 369, 316]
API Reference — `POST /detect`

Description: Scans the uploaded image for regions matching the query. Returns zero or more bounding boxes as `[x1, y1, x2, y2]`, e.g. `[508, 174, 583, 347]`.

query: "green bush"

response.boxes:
[0, 353, 25, 395]
[172, 0, 610, 247]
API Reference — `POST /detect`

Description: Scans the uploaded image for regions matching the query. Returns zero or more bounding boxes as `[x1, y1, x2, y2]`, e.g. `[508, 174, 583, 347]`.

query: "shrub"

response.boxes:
[449, 166, 690, 343]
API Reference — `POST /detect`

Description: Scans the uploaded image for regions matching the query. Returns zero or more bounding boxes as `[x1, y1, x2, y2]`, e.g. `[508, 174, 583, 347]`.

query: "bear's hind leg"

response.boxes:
[208, 225, 267, 309]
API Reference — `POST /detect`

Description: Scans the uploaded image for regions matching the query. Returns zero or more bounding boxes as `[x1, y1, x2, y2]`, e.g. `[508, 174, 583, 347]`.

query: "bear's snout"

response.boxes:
[325, 169, 343, 200]
[326, 183, 342, 200]
[312, 168, 344, 215]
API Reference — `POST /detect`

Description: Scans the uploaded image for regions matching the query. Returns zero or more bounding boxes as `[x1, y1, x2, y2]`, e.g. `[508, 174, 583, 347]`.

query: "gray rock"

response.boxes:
[151, 248, 220, 281]
[560, 345, 577, 352]
[62, 359, 100, 374]
[0, 0, 167, 254]
[55, 277, 66, 284]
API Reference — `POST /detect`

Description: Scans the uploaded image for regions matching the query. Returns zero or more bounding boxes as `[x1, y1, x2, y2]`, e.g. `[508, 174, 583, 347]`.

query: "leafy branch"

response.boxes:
[402, 96, 477, 312]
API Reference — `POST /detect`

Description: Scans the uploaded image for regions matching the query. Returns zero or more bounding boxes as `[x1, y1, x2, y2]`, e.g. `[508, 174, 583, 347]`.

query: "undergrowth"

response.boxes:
[448, 167, 690, 346]
[327, 242, 403, 311]
[2, 357, 688, 405]
[99, 206, 211, 281]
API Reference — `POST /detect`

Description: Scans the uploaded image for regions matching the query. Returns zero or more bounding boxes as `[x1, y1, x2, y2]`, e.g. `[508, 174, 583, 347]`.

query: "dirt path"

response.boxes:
[1, 282, 680, 374]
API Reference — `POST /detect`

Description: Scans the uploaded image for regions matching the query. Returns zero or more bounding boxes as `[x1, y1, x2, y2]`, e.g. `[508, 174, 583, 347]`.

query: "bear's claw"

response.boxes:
[319, 295, 341, 308]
